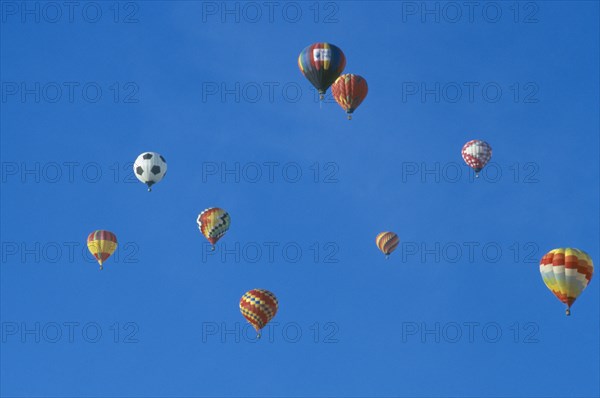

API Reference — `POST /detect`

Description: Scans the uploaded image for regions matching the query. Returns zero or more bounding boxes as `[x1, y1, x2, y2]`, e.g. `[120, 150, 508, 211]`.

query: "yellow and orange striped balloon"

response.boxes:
[376, 232, 399, 259]
[87, 230, 118, 270]
[239, 289, 278, 339]
[539, 248, 593, 316]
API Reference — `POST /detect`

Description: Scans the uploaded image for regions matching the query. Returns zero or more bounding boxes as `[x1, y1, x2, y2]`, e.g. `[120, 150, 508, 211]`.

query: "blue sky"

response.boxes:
[1, 1, 599, 397]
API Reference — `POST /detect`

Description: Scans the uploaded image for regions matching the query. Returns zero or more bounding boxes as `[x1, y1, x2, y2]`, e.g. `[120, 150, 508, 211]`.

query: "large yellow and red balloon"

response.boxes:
[87, 230, 117, 270]
[539, 248, 593, 315]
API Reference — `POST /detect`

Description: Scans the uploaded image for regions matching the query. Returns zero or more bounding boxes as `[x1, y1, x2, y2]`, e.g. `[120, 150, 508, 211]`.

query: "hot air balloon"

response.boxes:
[197, 207, 230, 250]
[461, 140, 492, 177]
[87, 230, 117, 270]
[240, 289, 278, 339]
[331, 74, 368, 119]
[298, 42, 346, 101]
[540, 248, 593, 316]
[133, 152, 167, 191]
[376, 232, 399, 259]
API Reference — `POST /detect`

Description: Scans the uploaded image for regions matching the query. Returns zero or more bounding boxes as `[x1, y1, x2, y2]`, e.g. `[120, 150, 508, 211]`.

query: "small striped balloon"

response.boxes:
[540, 248, 593, 316]
[87, 230, 118, 270]
[376, 232, 399, 259]
[239, 289, 278, 339]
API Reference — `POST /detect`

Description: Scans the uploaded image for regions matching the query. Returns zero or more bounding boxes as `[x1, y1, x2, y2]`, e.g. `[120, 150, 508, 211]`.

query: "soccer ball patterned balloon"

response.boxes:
[133, 152, 167, 191]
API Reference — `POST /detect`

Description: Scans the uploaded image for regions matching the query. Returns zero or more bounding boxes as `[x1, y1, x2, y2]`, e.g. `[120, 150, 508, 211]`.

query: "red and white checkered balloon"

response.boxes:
[462, 140, 492, 175]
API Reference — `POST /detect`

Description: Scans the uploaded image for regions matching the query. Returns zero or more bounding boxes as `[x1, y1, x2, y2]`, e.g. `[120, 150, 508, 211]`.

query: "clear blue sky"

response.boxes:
[1, 1, 599, 397]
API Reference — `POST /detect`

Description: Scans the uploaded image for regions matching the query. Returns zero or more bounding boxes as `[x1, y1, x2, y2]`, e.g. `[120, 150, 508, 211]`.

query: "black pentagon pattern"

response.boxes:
[159, 155, 166, 163]
[136, 166, 144, 175]
[151, 166, 161, 175]
[143, 153, 153, 160]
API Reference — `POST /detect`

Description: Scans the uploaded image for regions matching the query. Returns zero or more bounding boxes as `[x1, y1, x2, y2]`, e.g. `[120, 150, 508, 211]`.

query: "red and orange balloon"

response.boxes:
[331, 74, 368, 119]
[239, 289, 278, 339]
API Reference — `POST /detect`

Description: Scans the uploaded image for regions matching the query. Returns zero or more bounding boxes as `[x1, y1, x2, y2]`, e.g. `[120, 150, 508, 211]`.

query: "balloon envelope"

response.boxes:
[87, 230, 117, 270]
[239, 289, 278, 338]
[197, 208, 231, 246]
[461, 140, 492, 174]
[133, 152, 167, 191]
[539, 248, 593, 315]
[376, 232, 399, 256]
[298, 43, 346, 98]
[331, 74, 368, 119]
